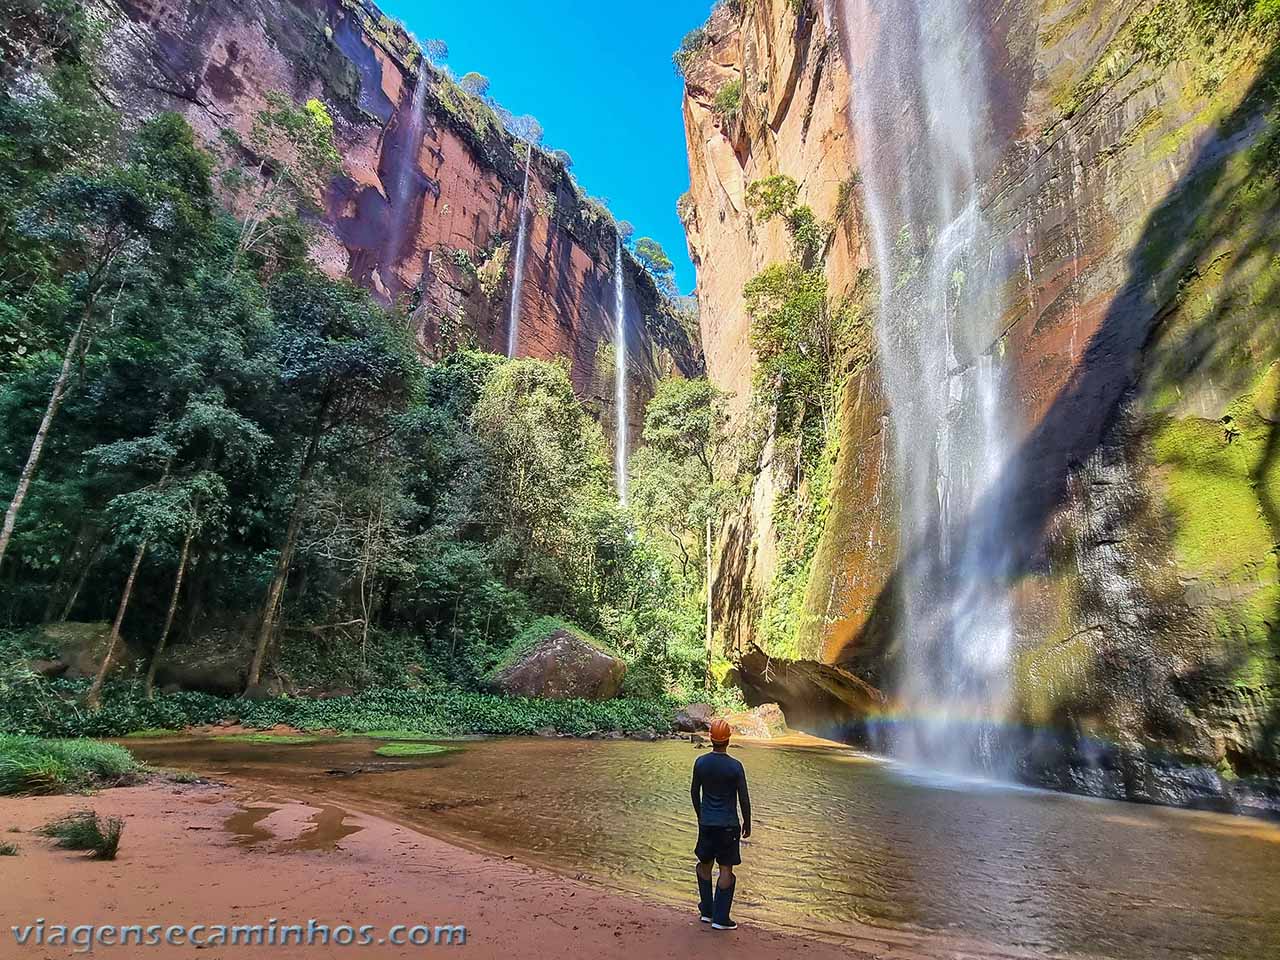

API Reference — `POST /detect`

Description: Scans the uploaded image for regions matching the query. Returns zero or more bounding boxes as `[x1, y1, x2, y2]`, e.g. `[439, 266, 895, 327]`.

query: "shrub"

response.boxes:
[713, 79, 743, 122]
[38, 809, 124, 859]
[0, 682, 680, 739]
[0, 841, 17, 855]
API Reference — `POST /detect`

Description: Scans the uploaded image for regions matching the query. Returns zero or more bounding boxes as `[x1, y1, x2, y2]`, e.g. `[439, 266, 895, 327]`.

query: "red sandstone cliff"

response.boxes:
[95, 0, 701, 446]
[683, 0, 1280, 782]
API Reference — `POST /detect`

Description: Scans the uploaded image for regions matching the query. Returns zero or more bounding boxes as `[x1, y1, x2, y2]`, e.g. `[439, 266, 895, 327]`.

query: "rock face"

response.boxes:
[28, 622, 127, 680]
[682, 0, 1280, 796]
[95, 0, 701, 443]
[488, 629, 627, 701]
[723, 703, 788, 740]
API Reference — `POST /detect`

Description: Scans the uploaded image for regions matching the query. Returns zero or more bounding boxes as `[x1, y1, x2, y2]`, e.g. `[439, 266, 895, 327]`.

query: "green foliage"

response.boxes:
[0, 684, 679, 738]
[0, 26, 742, 710]
[714, 79, 743, 122]
[0, 735, 140, 795]
[38, 809, 123, 859]
[634, 237, 675, 294]
[746, 174, 830, 264]
[746, 175, 800, 222]
[374, 741, 455, 757]
[674, 26, 712, 77]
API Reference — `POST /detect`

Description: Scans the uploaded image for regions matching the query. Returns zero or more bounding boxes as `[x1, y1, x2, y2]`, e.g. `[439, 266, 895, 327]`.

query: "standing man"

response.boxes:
[691, 718, 751, 930]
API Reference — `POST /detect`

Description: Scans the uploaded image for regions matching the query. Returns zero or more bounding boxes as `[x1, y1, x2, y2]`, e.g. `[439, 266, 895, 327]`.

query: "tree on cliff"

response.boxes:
[220, 93, 341, 262]
[634, 237, 676, 295]
[459, 72, 490, 97]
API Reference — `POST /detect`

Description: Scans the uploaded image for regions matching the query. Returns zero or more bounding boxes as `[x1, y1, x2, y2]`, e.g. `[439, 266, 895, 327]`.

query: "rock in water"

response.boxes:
[723, 704, 788, 739]
[675, 702, 715, 733]
[489, 628, 626, 700]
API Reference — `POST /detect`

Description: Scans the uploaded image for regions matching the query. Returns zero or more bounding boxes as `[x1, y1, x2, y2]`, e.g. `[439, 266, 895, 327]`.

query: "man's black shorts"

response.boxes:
[694, 824, 741, 866]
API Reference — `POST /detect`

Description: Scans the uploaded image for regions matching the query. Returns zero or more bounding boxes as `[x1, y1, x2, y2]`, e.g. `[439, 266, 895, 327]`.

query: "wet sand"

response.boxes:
[0, 779, 1050, 959]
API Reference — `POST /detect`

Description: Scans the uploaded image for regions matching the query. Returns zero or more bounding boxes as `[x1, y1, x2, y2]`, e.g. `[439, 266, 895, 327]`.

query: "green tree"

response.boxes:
[458, 72, 490, 97]
[244, 271, 418, 692]
[0, 114, 215, 571]
[221, 93, 341, 259]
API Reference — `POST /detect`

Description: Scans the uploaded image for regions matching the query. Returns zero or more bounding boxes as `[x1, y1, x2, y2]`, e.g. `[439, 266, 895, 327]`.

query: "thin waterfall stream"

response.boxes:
[506, 146, 533, 358]
[613, 235, 628, 506]
[840, 0, 1017, 773]
[382, 73, 429, 285]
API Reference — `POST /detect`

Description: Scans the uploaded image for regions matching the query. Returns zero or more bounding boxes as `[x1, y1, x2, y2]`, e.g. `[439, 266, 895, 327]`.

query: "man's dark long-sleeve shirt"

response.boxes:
[690, 750, 751, 828]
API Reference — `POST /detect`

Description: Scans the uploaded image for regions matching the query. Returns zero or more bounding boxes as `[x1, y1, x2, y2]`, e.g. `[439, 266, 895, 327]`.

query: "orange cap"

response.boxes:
[709, 718, 732, 744]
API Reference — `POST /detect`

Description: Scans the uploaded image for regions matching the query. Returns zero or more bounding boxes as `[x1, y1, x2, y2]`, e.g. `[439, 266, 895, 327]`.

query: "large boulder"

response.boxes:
[488, 627, 626, 700]
[28, 622, 130, 680]
[153, 638, 250, 696]
[675, 702, 715, 733]
[724, 703, 789, 739]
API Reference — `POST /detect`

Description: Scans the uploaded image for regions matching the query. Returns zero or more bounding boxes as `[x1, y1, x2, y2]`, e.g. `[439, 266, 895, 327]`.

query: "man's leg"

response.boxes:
[696, 861, 715, 920]
[712, 862, 737, 930]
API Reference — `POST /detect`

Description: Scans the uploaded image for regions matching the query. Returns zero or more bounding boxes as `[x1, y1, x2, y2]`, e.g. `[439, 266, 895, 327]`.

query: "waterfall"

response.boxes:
[383, 74, 429, 284]
[506, 147, 533, 358]
[613, 235, 629, 506]
[840, 0, 1017, 774]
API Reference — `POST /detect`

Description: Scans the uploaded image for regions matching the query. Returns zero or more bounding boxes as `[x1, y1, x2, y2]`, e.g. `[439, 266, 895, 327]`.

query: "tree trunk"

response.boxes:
[245, 403, 329, 691]
[44, 523, 97, 621]
[144, 529, 193, 699]
[705, 516, 714, 690]
[86, 538, 148, 710]
[60, 537, 105, 622]
[0, 301, 94, 570]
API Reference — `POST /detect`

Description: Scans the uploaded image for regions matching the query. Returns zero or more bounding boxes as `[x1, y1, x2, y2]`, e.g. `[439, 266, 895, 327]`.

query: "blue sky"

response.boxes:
[379, 0, 710, 294]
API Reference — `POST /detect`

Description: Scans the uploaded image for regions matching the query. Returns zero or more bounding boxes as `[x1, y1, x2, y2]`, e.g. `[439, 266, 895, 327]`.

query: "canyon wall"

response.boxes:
[95, 0, 701, 443]
[683, 0, 1280, 802]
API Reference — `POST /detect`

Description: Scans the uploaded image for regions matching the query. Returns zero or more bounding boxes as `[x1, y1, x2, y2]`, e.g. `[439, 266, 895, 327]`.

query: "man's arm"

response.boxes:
[737, 765, 752, 837]
[690, 764, 702, 823]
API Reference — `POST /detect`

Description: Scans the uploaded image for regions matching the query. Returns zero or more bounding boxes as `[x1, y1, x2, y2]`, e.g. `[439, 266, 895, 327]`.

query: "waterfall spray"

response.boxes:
[840, 0, 1017, 773]
[506, 147, 533, 358]
[613, 235, 629, 506]
[383, 75, 429, 284]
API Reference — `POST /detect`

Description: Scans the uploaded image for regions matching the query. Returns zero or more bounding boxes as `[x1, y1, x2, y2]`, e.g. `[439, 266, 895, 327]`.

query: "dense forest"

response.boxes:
[0, 0, 735, 729]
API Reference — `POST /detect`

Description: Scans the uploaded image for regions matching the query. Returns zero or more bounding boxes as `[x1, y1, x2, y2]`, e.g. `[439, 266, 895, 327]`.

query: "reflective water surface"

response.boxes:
[127, 736, 1280, 959]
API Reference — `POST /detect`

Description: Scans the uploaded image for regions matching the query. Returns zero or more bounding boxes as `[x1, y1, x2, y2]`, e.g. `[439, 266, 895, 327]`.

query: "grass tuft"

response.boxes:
[0, 841, 17, 856]
[0, 735, 140, 795]
[38, 810, 124, 859]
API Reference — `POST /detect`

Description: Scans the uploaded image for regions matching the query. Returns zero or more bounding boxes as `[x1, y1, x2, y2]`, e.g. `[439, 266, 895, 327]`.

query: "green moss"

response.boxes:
[1150, 393, 1279, 578]
[122, 728, 181, 739]
[214, 733, 321, 745]
[373, 742, 457, 758]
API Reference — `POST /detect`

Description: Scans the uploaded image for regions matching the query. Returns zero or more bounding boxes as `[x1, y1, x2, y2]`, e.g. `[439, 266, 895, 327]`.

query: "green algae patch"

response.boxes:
[215, 734, 322, 745]
[373, 742, 457, 758]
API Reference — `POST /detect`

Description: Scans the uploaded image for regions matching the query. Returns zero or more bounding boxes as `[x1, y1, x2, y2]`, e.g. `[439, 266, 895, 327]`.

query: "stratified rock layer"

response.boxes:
[682, 0, 1280, 798]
